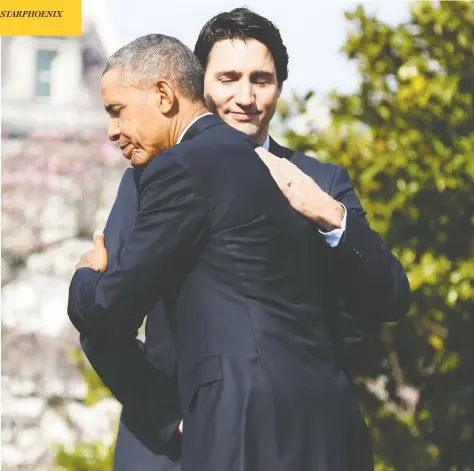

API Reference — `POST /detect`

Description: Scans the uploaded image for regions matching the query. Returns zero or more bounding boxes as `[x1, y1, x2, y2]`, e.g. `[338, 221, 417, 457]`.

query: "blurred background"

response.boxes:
[1, 0, 473, 470]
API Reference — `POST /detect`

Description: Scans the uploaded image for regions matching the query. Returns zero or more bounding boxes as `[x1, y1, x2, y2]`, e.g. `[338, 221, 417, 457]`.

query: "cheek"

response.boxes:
[139, 114, 164, 151]
[124, 119, 140, 142]
[205, 84, 232, 111]
[132, 110, 157, 144]
[258, 89, 280, 115]
[204, 95, 218, 114]
[117, 111, 137, 138]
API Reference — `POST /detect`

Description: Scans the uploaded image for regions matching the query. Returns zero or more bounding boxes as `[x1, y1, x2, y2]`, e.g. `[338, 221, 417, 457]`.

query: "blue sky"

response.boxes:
[105, 0, 412, 97]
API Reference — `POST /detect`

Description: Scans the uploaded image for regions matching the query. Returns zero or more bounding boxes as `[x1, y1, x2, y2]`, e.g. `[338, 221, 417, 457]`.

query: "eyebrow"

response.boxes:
[214, 70, 240, 78]
[214, 69, 275, 78]
[251, 71, 275, 80]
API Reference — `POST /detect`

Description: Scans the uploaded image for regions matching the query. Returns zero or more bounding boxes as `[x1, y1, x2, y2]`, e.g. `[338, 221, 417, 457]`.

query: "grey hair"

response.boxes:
[103, 34, 204, 101]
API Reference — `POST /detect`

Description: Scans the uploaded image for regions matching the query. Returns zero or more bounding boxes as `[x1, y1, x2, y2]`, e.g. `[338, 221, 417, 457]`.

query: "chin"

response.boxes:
[130, 153, 144, 167]
[132, 151, 156, 167]
[231, 122, 259, 138]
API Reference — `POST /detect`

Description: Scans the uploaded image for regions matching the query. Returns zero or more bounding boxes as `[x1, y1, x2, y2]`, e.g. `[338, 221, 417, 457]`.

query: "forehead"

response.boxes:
[206, 38, 276, 74]
[101, 68, 122, 91]
[101, 69, 133, 103]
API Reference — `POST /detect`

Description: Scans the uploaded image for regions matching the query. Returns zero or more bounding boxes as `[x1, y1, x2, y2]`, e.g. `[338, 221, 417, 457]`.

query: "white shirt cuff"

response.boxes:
[319, 203, 346, 247]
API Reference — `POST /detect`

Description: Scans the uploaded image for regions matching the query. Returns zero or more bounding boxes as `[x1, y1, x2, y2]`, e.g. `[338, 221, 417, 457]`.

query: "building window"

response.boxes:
[35, 50, 56, 99]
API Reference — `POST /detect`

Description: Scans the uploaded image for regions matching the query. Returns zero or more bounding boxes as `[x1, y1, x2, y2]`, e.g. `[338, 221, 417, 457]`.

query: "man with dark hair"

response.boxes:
[194, 7, 407, 367]
[77, 10, 410, 471]
[195, 8, 289, 84]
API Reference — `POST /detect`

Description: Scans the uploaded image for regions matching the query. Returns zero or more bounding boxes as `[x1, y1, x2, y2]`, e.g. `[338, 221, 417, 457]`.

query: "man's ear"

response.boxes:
[155, 79, 176, 114]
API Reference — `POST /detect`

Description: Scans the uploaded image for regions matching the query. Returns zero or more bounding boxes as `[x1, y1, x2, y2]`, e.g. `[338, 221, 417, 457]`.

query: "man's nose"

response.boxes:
[235, 82, 254, 108]
[107, 119, 119, 141]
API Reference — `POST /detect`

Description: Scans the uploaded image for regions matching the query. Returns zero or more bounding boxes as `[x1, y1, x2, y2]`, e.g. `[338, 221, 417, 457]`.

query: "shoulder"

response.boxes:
[289, 150, 360, 205]
[195, 123, 257, 151]
[291, 151, 347, 193]
[174, 125, 257, 164]
[270, 138, 343, 190]
[117, 167, 138, 193]
[139, 147, 194, 192]
[139, 126, 257, 192]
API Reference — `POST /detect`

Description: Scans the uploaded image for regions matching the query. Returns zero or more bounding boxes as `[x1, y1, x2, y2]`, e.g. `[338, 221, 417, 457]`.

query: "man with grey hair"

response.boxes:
[99, 34, 206, 168]
[77, 34, 204, 468]
[67, 33, 396, 471]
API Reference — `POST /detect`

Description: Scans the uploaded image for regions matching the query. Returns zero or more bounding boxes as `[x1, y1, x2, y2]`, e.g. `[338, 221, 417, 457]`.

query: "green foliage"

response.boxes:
[281, 2, 474, 470]
[54, 442, 113, 471]
[52, 349, 116, 470]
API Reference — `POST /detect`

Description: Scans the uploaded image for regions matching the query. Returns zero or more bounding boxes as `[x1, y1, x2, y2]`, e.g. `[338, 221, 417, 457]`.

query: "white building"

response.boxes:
[1, 3, 124, 470]
[1, 0, 118, 135]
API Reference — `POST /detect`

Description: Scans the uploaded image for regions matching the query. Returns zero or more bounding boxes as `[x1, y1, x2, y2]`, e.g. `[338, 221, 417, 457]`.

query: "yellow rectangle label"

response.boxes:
[0, 0, 82, 36]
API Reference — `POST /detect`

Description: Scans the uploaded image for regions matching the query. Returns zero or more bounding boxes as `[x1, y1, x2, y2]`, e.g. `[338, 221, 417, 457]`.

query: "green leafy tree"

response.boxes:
[280, 2, 474, 470]
[54, 349, 115, 471]
[54, 442, 113, 471]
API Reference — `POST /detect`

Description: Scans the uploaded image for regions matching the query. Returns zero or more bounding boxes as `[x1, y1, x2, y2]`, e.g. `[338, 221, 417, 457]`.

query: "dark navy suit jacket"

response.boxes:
[79, 167, 181, 470]
[71, 115, 410, 471]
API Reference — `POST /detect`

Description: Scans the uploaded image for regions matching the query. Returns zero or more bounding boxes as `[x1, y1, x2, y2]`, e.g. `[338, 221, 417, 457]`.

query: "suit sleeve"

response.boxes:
[78, 168, 182, 446]
[328, 166, 411, 322]
[80, 331, 181, 444]
[68, 150, 209, 334]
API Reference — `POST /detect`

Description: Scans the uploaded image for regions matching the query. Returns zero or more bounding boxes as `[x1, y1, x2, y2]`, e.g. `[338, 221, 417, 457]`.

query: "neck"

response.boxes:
[254, 124, 269, 146]
[171, 101, 209, 146]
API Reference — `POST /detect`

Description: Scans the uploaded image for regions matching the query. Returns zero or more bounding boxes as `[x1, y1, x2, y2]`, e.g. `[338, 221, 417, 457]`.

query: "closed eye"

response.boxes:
[105, 104, 123, 117]
[251, 71, 274, 86]
[216, 71, 240, 84]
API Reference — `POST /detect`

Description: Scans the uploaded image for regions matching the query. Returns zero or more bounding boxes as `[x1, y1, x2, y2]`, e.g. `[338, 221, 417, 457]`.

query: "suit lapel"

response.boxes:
[269, 136, 296, 161]
[269, 137, 324, 185]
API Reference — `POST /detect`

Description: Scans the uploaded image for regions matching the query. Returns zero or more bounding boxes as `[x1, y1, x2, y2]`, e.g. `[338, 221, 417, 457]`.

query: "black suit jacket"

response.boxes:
[72, 115, 409, 471]
[268, 138, 406, 373]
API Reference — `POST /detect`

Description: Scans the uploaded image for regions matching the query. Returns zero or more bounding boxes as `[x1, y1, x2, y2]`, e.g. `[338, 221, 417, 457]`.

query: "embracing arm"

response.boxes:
[68, 150, 209, 334]
[256, 147, 411, 322]
[80, 330, 181, 446]
[327, 166, 411, 322]
[69, 151, 208, 439]
[77, 168, 182, 445]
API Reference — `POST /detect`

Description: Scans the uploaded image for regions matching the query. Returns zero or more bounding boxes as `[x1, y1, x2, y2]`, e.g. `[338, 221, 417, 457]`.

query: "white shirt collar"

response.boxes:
[262, 135, 270, 150]
[176, 112, 213, 144]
